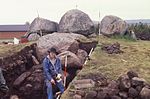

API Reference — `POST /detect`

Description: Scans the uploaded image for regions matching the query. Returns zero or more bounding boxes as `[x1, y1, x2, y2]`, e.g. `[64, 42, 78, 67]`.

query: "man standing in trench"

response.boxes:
[43, 48, 65, 99]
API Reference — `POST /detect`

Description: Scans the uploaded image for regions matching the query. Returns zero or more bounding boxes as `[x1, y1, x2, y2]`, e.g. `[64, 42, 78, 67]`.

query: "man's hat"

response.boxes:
[47, 47, 58, 54]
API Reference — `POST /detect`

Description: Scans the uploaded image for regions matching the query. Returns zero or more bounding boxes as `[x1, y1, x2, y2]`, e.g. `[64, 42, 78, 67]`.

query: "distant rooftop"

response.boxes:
[0, 25, 29, 32]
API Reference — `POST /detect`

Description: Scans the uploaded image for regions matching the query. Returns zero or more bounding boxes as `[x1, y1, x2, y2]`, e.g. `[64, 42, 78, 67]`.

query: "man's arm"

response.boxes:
[43, 59, 52, 81]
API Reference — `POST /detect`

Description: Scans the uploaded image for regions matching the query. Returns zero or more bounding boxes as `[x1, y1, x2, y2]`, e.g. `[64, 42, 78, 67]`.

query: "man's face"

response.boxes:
[49, 52, 56, 59]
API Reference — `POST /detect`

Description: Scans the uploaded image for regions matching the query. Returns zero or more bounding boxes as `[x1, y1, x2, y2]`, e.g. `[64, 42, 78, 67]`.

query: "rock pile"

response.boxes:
[71, 71, 150, 99]
[101, 42, 123, 54]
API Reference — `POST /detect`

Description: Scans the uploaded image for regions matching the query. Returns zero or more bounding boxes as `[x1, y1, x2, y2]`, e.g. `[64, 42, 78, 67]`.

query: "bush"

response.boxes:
[111, 34, 136, 42]
[129, 22, 150, 40]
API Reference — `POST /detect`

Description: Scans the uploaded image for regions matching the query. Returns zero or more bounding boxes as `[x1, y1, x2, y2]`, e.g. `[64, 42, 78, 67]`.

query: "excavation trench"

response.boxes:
[0, 41, 97, 99]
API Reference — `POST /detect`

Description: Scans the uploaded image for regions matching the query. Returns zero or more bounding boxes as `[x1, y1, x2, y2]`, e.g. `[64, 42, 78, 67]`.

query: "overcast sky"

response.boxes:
[0, 0, 149, 24]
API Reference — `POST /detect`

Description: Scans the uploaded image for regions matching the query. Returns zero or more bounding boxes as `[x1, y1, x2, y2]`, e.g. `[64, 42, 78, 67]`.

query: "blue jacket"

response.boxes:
[43, 56, 62, 81]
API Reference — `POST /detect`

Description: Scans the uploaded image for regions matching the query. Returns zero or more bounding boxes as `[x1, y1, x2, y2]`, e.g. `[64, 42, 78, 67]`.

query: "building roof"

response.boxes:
[0, 25, 29, 32]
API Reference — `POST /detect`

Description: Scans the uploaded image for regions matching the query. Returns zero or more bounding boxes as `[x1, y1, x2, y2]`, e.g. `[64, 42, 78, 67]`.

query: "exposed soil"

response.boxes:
[136, 33, 150, 41]
[0, 41, 98, 99]
[101, 42, 124, 54]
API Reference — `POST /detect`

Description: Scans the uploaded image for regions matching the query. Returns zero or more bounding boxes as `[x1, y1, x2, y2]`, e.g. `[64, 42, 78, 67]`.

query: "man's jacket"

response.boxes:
[43, 56, 62, 81]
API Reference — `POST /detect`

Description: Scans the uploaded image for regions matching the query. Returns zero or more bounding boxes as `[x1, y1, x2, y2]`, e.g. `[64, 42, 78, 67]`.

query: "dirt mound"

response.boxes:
[136, 32, 150, 41]
[101, 42, 124, 54]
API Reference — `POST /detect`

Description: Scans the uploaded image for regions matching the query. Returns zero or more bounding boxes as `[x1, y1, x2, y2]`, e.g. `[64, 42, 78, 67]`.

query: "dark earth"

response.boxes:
[0, 41, 97, 99]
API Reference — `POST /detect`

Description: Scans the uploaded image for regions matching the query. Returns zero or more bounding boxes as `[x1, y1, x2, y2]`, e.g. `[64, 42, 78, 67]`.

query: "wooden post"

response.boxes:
[56, 55, 67, 99]
[84, 48, 94, 65]
[64, 55, 67, 87]
[37, 10, 42, 36]
[98, 11, 101, 36]
[98, 11, 102, 46]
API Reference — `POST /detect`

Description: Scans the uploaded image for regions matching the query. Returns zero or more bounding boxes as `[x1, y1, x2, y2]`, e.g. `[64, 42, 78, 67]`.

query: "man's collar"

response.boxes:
[47, 55, 57, 60]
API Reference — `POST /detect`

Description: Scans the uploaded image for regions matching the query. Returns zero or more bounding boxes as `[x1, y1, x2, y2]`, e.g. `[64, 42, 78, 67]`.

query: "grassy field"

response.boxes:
[62, 36, 150, 99]
[79, 36, 150, 82]
[0, 42, 35, 57]
[0, 36, 149, 82]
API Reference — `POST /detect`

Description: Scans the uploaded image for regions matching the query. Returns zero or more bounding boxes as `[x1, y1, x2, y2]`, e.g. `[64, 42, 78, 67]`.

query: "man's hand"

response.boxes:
[56, 74, 62, 83]
[57, 74, 62, 79]
[50, 79, 55, 85]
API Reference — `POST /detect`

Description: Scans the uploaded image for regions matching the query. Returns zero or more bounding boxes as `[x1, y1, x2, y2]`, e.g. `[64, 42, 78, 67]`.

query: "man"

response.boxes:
[43, 48, 64, 99]
[0, 68, 9, 93]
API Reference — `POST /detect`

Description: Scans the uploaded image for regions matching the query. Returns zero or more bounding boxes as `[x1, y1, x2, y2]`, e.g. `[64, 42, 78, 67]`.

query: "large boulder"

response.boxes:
[59, 9, 94, 36]
[16, 65, 45, 99]
[76, 49, 88, 64]
[27, 17, 58, 36]
[118, 74, 131, 91]
[100, 15, 128, 36]
[127, 70, 138, 79]
[37, 33, 87, 61]
[58, 51, 82, 69]
[85, 91, 97, 99]
[131, 77, 146, 87]
[10, 95, 19, 99]
[13, 71, 31, 86]
[140, 87, 150, 99]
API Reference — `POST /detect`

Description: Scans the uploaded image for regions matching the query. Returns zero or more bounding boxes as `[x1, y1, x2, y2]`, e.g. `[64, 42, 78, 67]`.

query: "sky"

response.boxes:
[0, 0, 149, 24]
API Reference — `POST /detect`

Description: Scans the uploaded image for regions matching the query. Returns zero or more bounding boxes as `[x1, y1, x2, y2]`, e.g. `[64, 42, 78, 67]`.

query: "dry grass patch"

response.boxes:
[0, 42, 36, 57]
[80, 36, 150, 82]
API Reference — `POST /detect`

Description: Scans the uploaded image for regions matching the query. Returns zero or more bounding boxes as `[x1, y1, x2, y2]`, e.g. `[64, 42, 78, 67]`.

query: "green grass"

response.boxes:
[79, 36, 150, 82]
[111, 34, 137, 42]
[61, 35, 150, 99]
